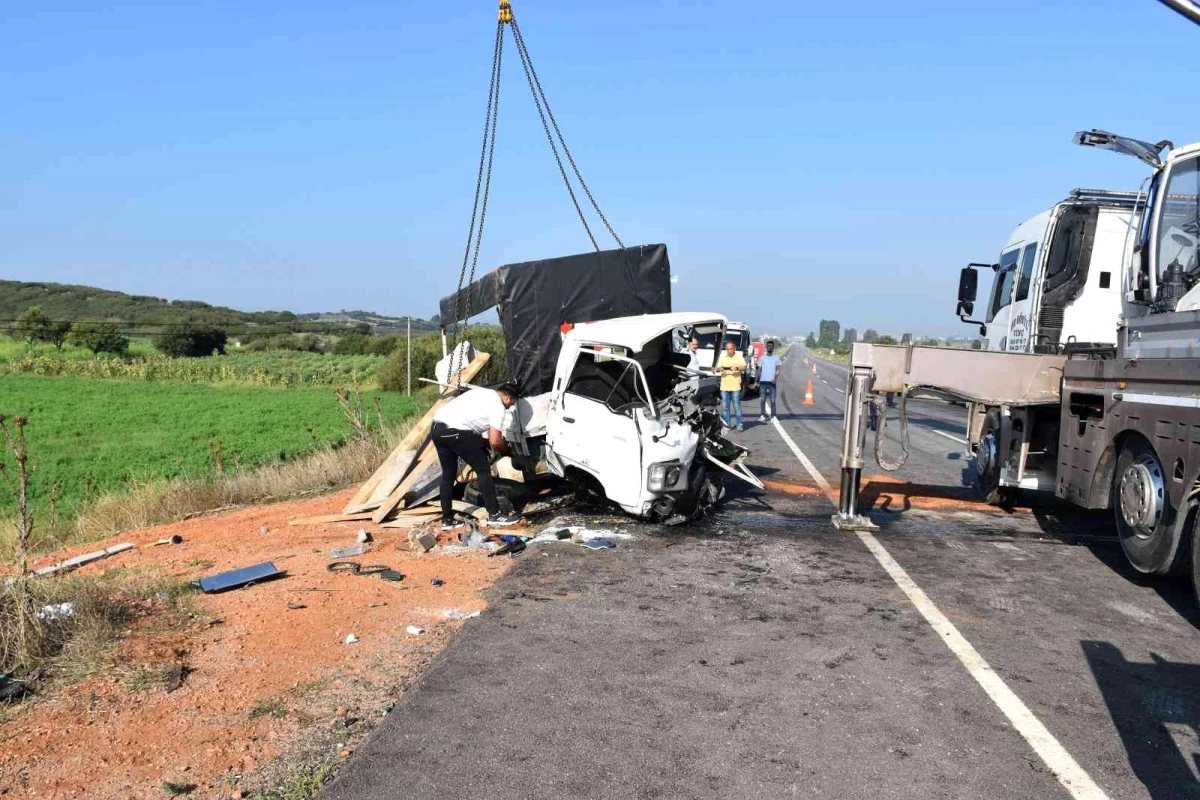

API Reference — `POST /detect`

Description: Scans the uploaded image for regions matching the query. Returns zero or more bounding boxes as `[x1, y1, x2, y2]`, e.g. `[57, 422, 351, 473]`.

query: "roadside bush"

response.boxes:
[67, 322, 129, 355]
[331, 333, 370, 355]
[156, 325, 227, 358]
[378, 326, 507, 394]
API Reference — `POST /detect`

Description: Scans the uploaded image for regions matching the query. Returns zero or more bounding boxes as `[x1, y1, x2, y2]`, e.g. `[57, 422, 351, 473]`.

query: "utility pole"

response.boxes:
[406, 317, 412, 396]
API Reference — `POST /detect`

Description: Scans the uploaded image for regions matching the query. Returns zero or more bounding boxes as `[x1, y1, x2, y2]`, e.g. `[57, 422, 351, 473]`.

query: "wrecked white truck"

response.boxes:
[437, 245, 762, 522]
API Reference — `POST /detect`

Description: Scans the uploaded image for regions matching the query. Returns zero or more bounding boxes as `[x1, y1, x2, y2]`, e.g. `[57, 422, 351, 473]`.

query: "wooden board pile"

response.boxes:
[290, 352, 493, 530]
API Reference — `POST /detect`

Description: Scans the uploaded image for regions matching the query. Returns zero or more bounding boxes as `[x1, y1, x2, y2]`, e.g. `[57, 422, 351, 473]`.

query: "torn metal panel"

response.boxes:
[198, 562, 283, 593]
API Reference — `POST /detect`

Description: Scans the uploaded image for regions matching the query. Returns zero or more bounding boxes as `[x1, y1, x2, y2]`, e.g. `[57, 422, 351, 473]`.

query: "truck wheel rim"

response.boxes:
[1119, 454, 1164, 537]
[978, 432, 998, 480]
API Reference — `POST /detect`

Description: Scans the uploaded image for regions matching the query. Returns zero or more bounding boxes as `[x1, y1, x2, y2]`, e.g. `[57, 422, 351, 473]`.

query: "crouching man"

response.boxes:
[432, 382, 521, 530]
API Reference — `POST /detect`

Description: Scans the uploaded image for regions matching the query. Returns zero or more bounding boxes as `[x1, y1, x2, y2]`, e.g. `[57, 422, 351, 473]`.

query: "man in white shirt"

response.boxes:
[432, 383, 520, 529]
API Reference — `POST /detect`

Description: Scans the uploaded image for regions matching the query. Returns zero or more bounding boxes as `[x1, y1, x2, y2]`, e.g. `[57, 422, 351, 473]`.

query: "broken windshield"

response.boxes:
[565, 351, 652, 413]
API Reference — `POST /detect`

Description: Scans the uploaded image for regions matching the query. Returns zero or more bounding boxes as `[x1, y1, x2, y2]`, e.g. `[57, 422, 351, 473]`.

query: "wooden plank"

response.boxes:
[371, 447, 441, 523]
[379, 514, 439, 529]
[287, 512, 375, 527]
[342, 352, 491, 513]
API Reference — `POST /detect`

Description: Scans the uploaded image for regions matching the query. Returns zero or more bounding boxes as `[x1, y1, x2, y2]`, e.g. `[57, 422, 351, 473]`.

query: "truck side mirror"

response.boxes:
[956, 265, 988, 326]
[957, 267, 978, 304]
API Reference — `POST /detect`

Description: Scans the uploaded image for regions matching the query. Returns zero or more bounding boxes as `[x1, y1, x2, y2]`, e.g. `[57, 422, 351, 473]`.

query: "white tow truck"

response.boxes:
[960, 189, 1137, 354]
[835, 128, 1200, 601]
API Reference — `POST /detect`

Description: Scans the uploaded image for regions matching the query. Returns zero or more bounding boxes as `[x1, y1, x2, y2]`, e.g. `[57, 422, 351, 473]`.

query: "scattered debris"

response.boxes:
[443, 609, 481, 621]
[581, 538, 616, 550]
[197, 562, 283, 593]
[367, 602, 387, 609]
[490, 537, 527, 558]
[356, 528, 373, 544]
[33, 542, 135, 577]
[260, 525, 269, 535]
[151, 535, 184, 547]
[408, 529, 437, 555]
[288, 512, 374, 527]
[379, 569, 404, 582]
[431, 577, 445, 587]
[36, 602, 75, 621]
[405, 625, 425, 636]
[163, 662, 191, 693]
[0, 674, 33, 702]
[330, 542, 368, 559]
[344, 634, 359, 645]
[286, 602, 307, 611]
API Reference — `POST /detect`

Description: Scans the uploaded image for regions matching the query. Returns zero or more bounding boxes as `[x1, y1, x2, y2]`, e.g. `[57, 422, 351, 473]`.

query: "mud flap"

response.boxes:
[703, 436, 764, 490]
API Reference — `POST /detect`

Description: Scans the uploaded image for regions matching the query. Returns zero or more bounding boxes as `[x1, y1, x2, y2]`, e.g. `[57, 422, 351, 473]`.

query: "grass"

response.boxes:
[256, 757, 340, 800]
[250, 697, 289, 720]
[0, 374, 418, 530]
[160, 781, 197, 796]
[0, 573, 199, 685]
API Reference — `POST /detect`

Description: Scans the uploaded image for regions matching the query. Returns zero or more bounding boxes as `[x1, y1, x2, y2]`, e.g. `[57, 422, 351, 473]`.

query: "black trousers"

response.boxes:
[431, 421, 499, 522]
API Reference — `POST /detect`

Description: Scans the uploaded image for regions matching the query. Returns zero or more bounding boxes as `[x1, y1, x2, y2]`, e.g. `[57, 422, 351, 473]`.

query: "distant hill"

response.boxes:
[0, 280, 438, 336]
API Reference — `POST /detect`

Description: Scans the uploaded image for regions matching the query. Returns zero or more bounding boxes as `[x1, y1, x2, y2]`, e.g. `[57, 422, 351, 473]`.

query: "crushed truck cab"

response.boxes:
[540, 312, 762, 521]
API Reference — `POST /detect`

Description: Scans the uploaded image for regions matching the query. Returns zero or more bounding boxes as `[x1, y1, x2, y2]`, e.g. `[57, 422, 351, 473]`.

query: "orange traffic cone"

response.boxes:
[803, 379, 816, 406]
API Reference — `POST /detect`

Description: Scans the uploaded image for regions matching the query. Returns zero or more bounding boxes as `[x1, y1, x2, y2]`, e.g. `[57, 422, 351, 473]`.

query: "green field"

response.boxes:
[0, 374, 417, 521]
[0, 338, 389, 388]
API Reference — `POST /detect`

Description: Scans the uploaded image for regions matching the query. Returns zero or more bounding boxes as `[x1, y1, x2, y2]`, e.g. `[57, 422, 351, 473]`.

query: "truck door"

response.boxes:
[1006, 242, 1039, 352]
[546, 349, 648, 506]
[985, 248, 1021, 350]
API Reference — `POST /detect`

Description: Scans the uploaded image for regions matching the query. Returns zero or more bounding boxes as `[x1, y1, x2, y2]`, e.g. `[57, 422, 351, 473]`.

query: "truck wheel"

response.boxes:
[974, 408, 1015, 506]
[1113, 438, 1185, 575]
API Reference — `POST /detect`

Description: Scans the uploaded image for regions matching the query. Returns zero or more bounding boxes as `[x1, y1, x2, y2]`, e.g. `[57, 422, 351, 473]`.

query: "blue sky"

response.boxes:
[2, 1, 1196, 337]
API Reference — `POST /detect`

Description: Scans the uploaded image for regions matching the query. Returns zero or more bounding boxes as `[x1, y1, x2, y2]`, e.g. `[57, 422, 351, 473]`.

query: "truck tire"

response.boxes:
[974, 408, 1017, 507]
[1112, 437, 1186, 575]
[463, 478, 531, 517]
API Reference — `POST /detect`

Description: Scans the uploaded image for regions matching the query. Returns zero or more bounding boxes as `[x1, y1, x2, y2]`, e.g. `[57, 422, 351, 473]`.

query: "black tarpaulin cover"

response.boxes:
[438, 244, 672, 396]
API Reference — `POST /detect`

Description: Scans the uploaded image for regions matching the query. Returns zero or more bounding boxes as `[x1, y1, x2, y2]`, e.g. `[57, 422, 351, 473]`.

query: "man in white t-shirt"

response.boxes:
[432, 383, 520, 529]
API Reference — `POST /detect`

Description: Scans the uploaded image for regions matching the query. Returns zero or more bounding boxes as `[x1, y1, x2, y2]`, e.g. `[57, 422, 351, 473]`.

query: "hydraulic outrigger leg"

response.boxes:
[832, 365, 878, 531]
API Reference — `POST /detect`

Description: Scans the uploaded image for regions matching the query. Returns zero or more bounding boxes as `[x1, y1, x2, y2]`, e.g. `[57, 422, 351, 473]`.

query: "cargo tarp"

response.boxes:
[439, 244, 672, 396]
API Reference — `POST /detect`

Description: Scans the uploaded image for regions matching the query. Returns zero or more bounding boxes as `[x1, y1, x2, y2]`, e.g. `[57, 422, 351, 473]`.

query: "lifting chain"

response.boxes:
[448, 1, 623, 386]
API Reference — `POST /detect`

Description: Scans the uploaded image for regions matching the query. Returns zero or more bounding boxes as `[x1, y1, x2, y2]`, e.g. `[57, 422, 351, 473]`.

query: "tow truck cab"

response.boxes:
[956, 190, 1137, 354]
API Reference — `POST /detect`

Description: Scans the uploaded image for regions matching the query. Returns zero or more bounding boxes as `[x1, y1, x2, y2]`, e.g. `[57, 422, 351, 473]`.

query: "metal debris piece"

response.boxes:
[431, 577, 445, 587]
[405, 625, 424, 636]
[345, 634, 359, 645]
[356, 528, 373, 544]
[151, 535, 183, 547]
[408, 529, 437, 554]
[286, 602, 307, 610]
[330, 543, 367, 559]
[198, 562, 283, 593]
[33, 542, 135, 577]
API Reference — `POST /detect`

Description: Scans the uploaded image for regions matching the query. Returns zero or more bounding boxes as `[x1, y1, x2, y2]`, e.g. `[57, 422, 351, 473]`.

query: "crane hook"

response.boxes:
[499, 0, 512, 23]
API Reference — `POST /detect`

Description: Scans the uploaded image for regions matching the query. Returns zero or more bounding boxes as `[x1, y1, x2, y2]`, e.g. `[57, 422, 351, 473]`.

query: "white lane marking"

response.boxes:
[767, 420, 1110, 800]
[929, 429, 969, 445]
[834, 387, 845, 394]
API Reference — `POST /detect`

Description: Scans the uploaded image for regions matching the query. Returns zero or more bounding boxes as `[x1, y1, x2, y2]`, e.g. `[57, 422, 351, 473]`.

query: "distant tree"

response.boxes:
[970, 339, 984, 350]
[876, 334, 899, 345]
[862, 329, 879, 344]
[818, 319, 840, 348]
[843, 327, 858, 344]
[430, 313, 441, 326]
[277, 310, 297, 322]
[67, 321, 129, 355]
[919, 337, 941, 347]
[157, 325, 228, 358]
[46, 320, 71, 349]
[332, 333, 370, 355]
[9, 306, 51, 345]
[804, 332, 817, 348]
[351, 322, 371, 336]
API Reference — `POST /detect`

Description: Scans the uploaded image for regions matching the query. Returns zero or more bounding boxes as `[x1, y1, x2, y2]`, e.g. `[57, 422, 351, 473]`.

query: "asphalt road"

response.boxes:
[322, 348, 1200, 800]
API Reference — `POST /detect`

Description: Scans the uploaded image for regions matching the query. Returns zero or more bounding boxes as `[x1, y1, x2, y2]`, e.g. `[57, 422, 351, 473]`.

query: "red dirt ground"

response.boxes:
[0, 490, 514, 799]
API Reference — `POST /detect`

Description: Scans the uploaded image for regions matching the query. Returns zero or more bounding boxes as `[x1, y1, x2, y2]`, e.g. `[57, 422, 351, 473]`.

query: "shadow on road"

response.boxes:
[1083, 640, 1200, 798]
[1081, 540, 1200, 631]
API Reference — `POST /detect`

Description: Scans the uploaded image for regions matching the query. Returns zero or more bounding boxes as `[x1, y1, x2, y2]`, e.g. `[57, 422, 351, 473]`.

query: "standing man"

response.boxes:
[685, 335, 701, 372]
[757, 340, 781, 422]
[431, 383, 521, 530]
[717, 339, 746, 432]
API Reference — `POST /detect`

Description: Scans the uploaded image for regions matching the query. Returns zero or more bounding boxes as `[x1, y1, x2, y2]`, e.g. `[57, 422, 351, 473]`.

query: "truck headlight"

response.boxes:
[648, 461, 684, 492]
